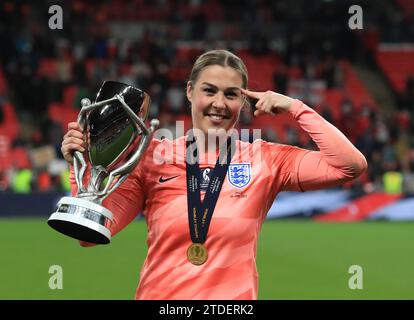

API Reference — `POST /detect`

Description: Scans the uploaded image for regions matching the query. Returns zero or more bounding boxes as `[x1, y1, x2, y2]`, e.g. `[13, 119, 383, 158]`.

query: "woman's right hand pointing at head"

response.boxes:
[240, 88, 295, 117]
[61, 122, 87, 165]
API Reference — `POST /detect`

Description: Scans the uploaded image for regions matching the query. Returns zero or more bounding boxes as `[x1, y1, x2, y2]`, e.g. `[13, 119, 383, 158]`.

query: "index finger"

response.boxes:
[240, 88, 264, 99]
[68, 122, 83, 131]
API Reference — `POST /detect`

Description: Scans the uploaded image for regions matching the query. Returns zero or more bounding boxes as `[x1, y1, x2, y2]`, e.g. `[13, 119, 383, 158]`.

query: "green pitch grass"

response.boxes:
[1, 218, 413, 299]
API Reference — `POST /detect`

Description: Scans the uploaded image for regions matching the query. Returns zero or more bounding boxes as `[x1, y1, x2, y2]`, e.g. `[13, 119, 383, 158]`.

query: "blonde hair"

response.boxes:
[188, 49, 248, 88]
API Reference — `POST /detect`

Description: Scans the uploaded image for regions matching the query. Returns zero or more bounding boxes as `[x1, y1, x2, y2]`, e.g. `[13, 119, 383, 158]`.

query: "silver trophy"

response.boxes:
[48, 81, 159, 244]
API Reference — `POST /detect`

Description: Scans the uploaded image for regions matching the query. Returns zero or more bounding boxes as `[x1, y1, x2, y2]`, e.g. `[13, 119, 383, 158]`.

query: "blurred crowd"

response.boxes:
[0, 0, 414, 195]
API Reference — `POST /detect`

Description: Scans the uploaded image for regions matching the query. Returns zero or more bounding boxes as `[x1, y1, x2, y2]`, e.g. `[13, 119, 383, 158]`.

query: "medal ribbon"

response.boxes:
[186, 132, 235, 244]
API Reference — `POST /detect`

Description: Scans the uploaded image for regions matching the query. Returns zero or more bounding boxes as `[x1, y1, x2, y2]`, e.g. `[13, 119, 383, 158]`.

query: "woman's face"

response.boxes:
[187, 65, 244, 138]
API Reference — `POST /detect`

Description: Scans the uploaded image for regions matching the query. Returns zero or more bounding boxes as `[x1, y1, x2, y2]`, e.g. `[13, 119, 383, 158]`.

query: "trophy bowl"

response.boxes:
[48, 81, 159, 244]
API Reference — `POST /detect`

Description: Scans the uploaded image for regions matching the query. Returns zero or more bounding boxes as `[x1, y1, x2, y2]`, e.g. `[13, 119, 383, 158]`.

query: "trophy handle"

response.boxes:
[72, 97, 118, 195]
[72, 94, 159, 201]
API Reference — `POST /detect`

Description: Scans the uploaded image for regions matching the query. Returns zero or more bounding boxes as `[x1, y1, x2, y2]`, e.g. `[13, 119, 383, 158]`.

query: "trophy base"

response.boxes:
[48, 197, 113, 244]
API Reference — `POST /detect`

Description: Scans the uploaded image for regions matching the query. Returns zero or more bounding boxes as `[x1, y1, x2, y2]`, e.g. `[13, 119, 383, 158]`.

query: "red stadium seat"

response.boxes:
[322, 89, 345, 121]
[236, 50, 281, 91]
[37, 171, 53, 192]
[63, 86, 78, 108]
[0, 103, 19, 141]
[48, 103, 79, 131]
[395, 0, 414, 17]
[341, 61, 376, 108]
[175, 47, 203, 63]
[12, 147, 32, 169]
[201, 0, 223, 21]
[168, 63, 191, 83]
[62, 108, 80, 128]
[0, 135, 12, 171]
[376, 48, 414, 94]
[0, 67, 7, 94]
[48, 102, 64, 123]
[37, 59, 57, 78]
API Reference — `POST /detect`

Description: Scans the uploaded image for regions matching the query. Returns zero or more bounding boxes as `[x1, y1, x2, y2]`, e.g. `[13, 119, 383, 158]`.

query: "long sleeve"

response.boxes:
[264, 99, 368, 192]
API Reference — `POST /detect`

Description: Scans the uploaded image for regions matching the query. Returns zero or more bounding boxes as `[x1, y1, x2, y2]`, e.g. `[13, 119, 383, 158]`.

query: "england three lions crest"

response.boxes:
[227, 163, 251, 188]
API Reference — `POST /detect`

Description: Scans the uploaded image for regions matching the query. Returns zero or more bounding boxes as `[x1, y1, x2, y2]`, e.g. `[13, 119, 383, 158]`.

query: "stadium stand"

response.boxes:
[0, 0, 413, 220]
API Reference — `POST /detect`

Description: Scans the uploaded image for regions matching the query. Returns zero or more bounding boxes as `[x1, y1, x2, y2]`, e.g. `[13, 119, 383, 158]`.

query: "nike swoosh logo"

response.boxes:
[159, 175, 180, 183]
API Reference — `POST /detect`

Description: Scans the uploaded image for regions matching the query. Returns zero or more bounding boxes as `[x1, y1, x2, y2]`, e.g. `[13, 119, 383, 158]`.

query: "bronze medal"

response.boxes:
[187, 243, 208, 265]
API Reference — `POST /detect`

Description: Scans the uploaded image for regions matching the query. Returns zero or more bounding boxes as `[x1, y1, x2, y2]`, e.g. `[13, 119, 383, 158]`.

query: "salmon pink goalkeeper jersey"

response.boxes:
[70, 99, 367, 300]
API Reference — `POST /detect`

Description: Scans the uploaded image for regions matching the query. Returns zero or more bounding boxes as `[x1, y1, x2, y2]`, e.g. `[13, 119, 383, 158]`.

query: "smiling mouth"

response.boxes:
[206, 113, 230, 121]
